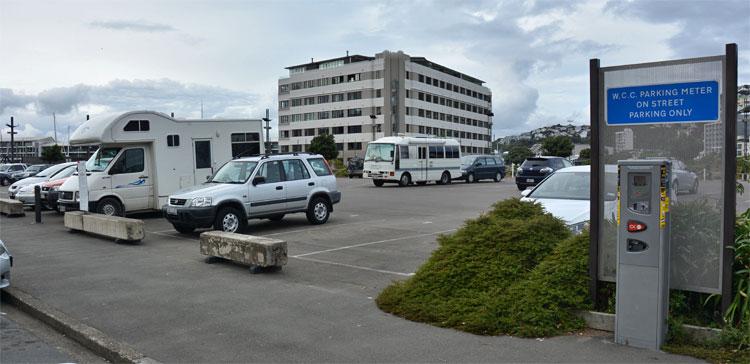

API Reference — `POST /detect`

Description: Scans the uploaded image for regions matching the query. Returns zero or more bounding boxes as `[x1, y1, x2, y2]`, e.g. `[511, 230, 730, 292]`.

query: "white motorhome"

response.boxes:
[363, 136, 462, 187]
[57, 111, 264, 215]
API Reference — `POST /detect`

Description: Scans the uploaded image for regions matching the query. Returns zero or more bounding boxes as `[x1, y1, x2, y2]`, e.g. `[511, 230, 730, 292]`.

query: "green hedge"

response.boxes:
[376, 198, 591, 337]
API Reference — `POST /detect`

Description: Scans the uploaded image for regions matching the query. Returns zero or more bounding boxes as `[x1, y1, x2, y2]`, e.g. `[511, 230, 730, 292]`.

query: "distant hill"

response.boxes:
[494, 123, 590, 148]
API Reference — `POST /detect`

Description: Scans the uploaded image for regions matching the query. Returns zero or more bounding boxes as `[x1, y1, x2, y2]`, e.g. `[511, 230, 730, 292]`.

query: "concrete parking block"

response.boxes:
[0, 198, 25, 217]
[80, 213, 145, 242]
[200, 231, 287, 269]
[63, 211, 85, 231]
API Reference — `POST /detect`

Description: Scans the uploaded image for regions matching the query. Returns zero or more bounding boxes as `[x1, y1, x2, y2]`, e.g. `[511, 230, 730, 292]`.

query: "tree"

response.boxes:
[579, 148, 591, 160]
[41, 144, 65, 163]
[506, 145, 534, 165]
[541, 136, 574, 157]
[308, 133, 338, 161]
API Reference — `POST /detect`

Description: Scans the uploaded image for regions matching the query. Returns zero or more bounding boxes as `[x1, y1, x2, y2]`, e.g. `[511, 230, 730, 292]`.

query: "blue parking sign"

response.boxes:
[606, 81, 719, 125]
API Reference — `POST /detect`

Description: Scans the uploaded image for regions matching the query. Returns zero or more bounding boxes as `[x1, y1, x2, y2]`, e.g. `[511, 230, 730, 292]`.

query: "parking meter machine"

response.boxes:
[615, 159, 671, 350]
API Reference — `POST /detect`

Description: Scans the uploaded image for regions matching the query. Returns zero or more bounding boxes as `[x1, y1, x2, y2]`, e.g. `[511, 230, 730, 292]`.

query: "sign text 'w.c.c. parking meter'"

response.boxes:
[615, 159, 671, 350]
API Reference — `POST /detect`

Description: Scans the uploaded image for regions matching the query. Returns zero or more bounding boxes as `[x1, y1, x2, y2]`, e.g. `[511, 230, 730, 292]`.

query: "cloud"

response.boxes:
[90, 20, 176, 33]
[36, 85, 91, 115]
[0, 89, 35, 113]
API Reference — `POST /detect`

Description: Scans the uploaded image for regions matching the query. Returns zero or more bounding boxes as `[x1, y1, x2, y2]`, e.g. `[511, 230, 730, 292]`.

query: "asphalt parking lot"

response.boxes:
[0, 178, 697, 362]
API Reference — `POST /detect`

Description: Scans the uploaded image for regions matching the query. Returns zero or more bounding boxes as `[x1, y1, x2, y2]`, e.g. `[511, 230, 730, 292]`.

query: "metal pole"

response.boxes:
[588, 58, 601, 309]
[34, 185, 42, 223]
[6, 116, 17, 162]
[53, 112, 58, 143]
[721, 43, 738, 316]
[262, 108, 271, 154]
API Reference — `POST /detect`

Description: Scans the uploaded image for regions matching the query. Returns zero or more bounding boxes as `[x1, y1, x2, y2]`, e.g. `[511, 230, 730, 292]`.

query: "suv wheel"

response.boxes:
[517, 184, 526, 191]
[494, 172, 502, 182]
[173, 223, 195, 234]
[373, 179, 384, 187]
[307, 197, 330, 225]
[466, 173, 475, 183]
[97, 197, 124, 217]
[399, 173, 411, 187]
[214, 206, 246, 233]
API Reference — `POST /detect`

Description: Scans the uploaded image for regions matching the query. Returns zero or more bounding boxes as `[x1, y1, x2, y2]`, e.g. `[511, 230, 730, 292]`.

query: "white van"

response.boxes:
[362, 136, 462, 187]
[57, 111, 264, 216]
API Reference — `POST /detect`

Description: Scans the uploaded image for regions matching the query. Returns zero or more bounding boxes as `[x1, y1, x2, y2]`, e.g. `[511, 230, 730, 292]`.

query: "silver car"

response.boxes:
[0, 240, 12, 288]
[164, 153, 342, 233]
[8, 162, 76, 199]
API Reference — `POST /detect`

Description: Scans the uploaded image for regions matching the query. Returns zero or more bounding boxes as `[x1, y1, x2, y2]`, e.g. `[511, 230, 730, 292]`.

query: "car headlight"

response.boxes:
[191, 197, 212, 207]
[567, 221, 589, 235]
[540, 167, 553, 174]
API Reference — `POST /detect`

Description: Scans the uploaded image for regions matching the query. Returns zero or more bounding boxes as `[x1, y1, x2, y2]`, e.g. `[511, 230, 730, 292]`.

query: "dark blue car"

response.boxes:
[459, 155, 505, 183]
[515, 156, 572, 190]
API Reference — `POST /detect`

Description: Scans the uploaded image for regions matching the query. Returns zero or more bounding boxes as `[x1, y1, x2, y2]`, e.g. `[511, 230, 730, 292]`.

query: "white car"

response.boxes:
[14, 166, 78, 207]
[0, 240, 11, 288]
[8, 162, 76, 199]
[521, 165, 617, 233]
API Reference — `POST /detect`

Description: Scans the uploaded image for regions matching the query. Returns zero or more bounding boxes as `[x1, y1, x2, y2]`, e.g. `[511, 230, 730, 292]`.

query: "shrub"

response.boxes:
[377, 198, 591, 337]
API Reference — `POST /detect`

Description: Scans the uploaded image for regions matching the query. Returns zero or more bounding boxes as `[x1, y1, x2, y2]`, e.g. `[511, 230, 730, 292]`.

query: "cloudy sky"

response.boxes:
[1, 0, 748, 141]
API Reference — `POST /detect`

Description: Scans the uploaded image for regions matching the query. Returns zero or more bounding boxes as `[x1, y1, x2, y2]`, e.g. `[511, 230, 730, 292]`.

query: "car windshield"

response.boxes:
[530, 171, 617, 201]
[36, 164, 67, 177]
[86, 147, 121, 172]
[365, 143, 395, 162]
[26, 165, 45, 173]
[521, 158, 549, 168]
[52, 165, 77, 179]
[460, 156, 477, 166]
[0, 165, 10, 172]
[209, 161, 258, 184]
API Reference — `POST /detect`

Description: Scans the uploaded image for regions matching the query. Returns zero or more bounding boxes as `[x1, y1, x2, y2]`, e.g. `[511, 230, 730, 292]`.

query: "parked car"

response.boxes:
[460, 155, 505, 183]
[347, 156, 364, 178]
[515, 156, 573, 190]
[645, 158, 699, 195]
[0, 163, 27, 186]
[520, 165, 617, 233]
[15, 164, 77, 207]
[10, 164, 51, 182]
[8, 162, 76, 199]
[41, 177, 72, 211]
[0, 240, 11, 289]
[164, 153, 342, 233]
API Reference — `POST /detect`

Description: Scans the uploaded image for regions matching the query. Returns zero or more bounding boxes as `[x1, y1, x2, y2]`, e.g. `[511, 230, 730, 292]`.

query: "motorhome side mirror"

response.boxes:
[520, 188, 532, 197]
[252, 176, 266, 186]
[205, 175, 211, 181]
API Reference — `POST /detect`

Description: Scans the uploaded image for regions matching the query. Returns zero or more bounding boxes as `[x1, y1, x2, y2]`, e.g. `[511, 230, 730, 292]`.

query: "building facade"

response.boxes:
[277, 51, 493, 160]
[615, 128, 634, 153]
[0, 136, 97, 163]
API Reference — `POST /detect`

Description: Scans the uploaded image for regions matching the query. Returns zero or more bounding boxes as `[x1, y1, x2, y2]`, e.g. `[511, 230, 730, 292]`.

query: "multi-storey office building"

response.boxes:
[278, 51, 493, 160]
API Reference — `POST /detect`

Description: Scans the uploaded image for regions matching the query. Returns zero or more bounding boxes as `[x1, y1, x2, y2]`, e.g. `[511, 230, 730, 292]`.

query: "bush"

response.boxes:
[377, 199, 591, 337]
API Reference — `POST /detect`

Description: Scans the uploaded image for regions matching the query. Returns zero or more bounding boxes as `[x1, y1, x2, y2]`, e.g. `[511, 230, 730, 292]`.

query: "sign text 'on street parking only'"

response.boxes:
[606, 81, 719, 125]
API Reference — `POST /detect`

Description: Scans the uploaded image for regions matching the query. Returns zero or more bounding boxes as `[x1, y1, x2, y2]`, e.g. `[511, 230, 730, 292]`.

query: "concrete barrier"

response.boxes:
[64, 212, 145, 242]
[64, 211, 85, 230]
[200, 231, 287, 272]
[577, 311, 721, 341]
[0, 198, 25, 217]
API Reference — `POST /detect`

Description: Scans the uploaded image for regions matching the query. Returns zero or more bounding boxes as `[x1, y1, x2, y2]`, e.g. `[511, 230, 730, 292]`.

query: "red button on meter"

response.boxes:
[626, 220, 647, 233]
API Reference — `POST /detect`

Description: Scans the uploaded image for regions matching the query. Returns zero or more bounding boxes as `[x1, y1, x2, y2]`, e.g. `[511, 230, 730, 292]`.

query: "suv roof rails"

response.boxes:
[259, 152, 314, 160]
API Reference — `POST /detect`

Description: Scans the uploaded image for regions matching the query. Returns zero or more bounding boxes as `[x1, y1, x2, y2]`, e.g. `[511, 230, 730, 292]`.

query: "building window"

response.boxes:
[305, 129, 315, 136]
[439, 80, 445, 88]
[425, 94, 432, 103]
[332, 93, 345, 102]
[419, 125, 425, 134]
[318, 127, 329, 135]
[291, 98, 303, 107]
[332, 110, 345, 118]
[418, 74, 424, 83]
[347, 108, 362, 117]
[304, 112, 315, 121]
[292, 145, 302, 152]
[336, 143, 344, 151]
[279, 84, 289, 93]
[280, 115, 290, 123]
[376, 89, 382, 98]
[425, 76, 432, 84]
[282, 130, 290, 138]
[318, 111, 330, 120]
[318, 95, 330, 103]
[320, 59, 344, 70]
[304, 97, 315, 105]
[167, 134, 180, 147]
[230, 133, 261, 158]
[347, 91, 362, 100]
[332, 127, 344, 134]
[425, 110, 432, 119]
[124, 120, 149, 132]
[376, 107, 382, 115]
[331, 75, 344, 84]
[432, 79, 438, 87]
[292, 129, 302, 137]
[347, 142, 362, 150]
[405, 107, 410, 115]
[347, 73, 361, 82]
[279, 100, 289, 109]
[418, 109, 425, 117]
[281, 145, 289, 153]
[418, 92, 424, 101]
[347, 125, 362, 134]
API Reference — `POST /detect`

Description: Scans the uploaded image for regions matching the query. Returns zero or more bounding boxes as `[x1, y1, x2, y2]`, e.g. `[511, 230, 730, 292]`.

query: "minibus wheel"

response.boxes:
[373, 180, 384, 187]
[399, 173, 411, 187]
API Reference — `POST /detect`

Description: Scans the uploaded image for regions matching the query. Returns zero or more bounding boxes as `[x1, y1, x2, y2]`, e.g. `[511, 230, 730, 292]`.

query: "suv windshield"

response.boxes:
[86, 147, 122, 172]
[365, 143, 394, 162]
[210, 161, 258, 184]
[521, 158, 550, 168]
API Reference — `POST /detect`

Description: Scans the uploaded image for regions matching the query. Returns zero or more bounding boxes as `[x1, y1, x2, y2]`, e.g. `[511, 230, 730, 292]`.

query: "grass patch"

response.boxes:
[376, 198, 591, 337]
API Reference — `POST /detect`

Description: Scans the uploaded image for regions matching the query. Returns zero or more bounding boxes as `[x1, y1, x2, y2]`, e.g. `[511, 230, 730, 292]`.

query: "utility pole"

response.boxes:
[53, 112, 58, 143]
[262, 108, 271, 154]
[6, 116, 18, 162]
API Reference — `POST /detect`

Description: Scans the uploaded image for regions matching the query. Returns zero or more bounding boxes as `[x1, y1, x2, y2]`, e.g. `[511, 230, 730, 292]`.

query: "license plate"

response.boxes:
[166, 206, 177, 215]
[526, 179, 535, 183]
[59, 206, 66, 212]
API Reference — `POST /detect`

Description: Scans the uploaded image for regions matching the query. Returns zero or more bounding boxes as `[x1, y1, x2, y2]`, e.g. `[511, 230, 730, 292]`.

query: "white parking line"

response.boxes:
[291, 256, 414, 277]
[291, 229, 456, 258]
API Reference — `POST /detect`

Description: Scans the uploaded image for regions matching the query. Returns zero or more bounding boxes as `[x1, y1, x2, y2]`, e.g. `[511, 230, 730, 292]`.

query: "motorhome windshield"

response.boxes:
[210, 161, 258, 184]
[86, 147, 121, 172]
[365, 143, 394, 162]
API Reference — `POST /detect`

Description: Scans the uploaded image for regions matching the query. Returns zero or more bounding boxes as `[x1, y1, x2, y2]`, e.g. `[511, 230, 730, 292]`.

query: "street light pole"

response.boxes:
[487, 112, 494, 154]
[262, 108, 271, 155]
[6, 116, 18, 162]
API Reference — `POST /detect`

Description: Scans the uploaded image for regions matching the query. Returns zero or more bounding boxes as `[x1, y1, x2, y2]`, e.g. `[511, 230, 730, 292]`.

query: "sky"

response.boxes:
[0, 0, 748, 142]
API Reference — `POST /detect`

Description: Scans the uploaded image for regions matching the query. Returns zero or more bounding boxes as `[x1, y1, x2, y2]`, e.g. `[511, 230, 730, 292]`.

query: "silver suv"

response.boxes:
[163, 153, 341, 233]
